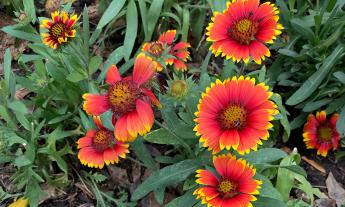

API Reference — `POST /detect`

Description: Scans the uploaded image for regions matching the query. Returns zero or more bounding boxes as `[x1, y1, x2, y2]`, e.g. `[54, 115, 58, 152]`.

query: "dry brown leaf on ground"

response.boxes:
[302, 156, 327, 174]
[326, 172, 345, 207]
[45, 0, 77, 14]
[314, 198, 337, 207]
[15, 88, 31, 100]
[0, 12, 28, 64]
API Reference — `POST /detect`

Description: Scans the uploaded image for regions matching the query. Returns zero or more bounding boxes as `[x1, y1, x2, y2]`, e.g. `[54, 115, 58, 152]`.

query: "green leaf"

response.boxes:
[98, 46, 124, 82]
[88, 56, 103, 76]
[2, 25, 40, 42]
[241, 148, 287, 164]
[131, 159, 200, 201]
[286, 45, 345, 105]
[124, 0, 138, 61]
[271, 93, 290, 142]
[26, 177, 43, 207]
[144, 128, 180, 145]
[23, 0, 36, 23]
[302, 99, 332, 112]
[8, 101, 28, 114]
[146, 0, 164, 41]
[3, 49, 15, 100]
[181, 8, 190, 42]
[91, 172, 107, 183]
[275, 150, 300, 202]
[138, 0, 148, 36]
[66, 72, 87, 82]
[82, 5, 90, 57]
[166, 189, 199, 207]
[334, 71, 345, 84]
[96, 0, 126, 30]
[337, 106, 345, 137]
[154, 187, 165, 205]
[131, 138, 157, 170]
[256, 173, 284, 201]
[253, 196, 287, 207]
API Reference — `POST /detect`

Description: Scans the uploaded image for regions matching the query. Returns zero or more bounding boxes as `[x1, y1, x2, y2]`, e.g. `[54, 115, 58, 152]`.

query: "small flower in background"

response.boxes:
[83, 54, 160, 142]
[40, 10, 77, 49]
[303, 111, 339, 157]
[142, 30, 190, 71]
[194, 154, 261, 207]
[77, 116, 129, 169]
[8, 197, 29, 207]
[194, 76, 278, 154]
[207, 0, 283, 64]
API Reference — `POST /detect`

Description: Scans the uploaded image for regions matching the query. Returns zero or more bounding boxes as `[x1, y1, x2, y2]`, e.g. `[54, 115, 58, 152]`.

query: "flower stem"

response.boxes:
[154, 119, 195, 158]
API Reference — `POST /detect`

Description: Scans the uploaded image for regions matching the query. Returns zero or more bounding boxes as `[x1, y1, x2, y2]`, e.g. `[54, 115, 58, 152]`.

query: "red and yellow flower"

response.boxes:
[194, 76, 278, 154]
[194, 154, 261, 207]
[207, 0, 283, 64]
[82, 54, 160, 142]
[142, 30, 190, 71]
[40, 11, 78, 49]
[77, 116, 129, 169]
[303, 111, 340, 157]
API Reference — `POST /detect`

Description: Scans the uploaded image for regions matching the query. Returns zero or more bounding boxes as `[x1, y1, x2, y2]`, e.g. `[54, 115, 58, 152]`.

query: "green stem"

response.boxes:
[163, 65, 173, 81]
[239, 62, 246, 76]
[154, 119, 194, 158]
[127, 155, 145, 166]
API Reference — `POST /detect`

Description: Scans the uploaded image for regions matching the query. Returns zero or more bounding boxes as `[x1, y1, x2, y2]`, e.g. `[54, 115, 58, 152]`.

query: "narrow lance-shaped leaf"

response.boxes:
[286, 45, 345, 105]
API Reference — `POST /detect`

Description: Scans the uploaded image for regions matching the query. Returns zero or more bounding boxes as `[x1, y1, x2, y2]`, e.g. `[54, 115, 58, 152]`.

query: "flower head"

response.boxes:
[164, 75, 196, 107]
[194, 154, 261, 207]
[207, 0, 283, 64]
[194, 76, 278, 154]
[8, 197, 29, 207]
[40, 11, 77, 49]
[303, 111, 339, 157]
[82, 54, 160, 142]
[77, 116, 129, 169]
[142, 30, 190, 71]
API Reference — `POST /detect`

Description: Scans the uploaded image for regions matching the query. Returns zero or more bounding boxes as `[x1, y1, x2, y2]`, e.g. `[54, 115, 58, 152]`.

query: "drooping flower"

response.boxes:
[8, 197, 29, 207]
[142, 30, 190, 71]
[77, 116, 129, 169]
[194, 76, 278, 154]
[83, 54, 160, 142]
[206, 0, 283, 64]
[194, 154, 261, 207]
[303, 111, 339, 157]
[40, 10, 77, 49]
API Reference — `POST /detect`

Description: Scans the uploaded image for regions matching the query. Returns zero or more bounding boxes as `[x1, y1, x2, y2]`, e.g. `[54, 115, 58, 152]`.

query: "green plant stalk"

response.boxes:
[154, 119, 194, 158]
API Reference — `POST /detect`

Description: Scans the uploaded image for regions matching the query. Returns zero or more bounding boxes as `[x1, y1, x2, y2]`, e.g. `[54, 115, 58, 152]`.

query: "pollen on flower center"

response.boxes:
[108, 80, 140, 115]
[149, 42, 164, 57]
[218, 180, 237, 195]
[229, 18, 258, 45]
[93, 130, 113, 151]
[318, 126, 332, 141]
[219, 104, 247, 129]
[50, 22, 66, 39]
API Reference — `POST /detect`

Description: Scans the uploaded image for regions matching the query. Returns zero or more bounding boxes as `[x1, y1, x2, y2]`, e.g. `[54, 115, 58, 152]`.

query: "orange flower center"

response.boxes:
[108, 80, 140, 115]
[149, 42, 164, 57]
[318, 126, 332, 141]
[229, 19, 258, 45]
[50, 22, 66, 39]
[218, 180, 237, 198]
[93, 130, 113, 151]
[219, 104, 247, 129]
